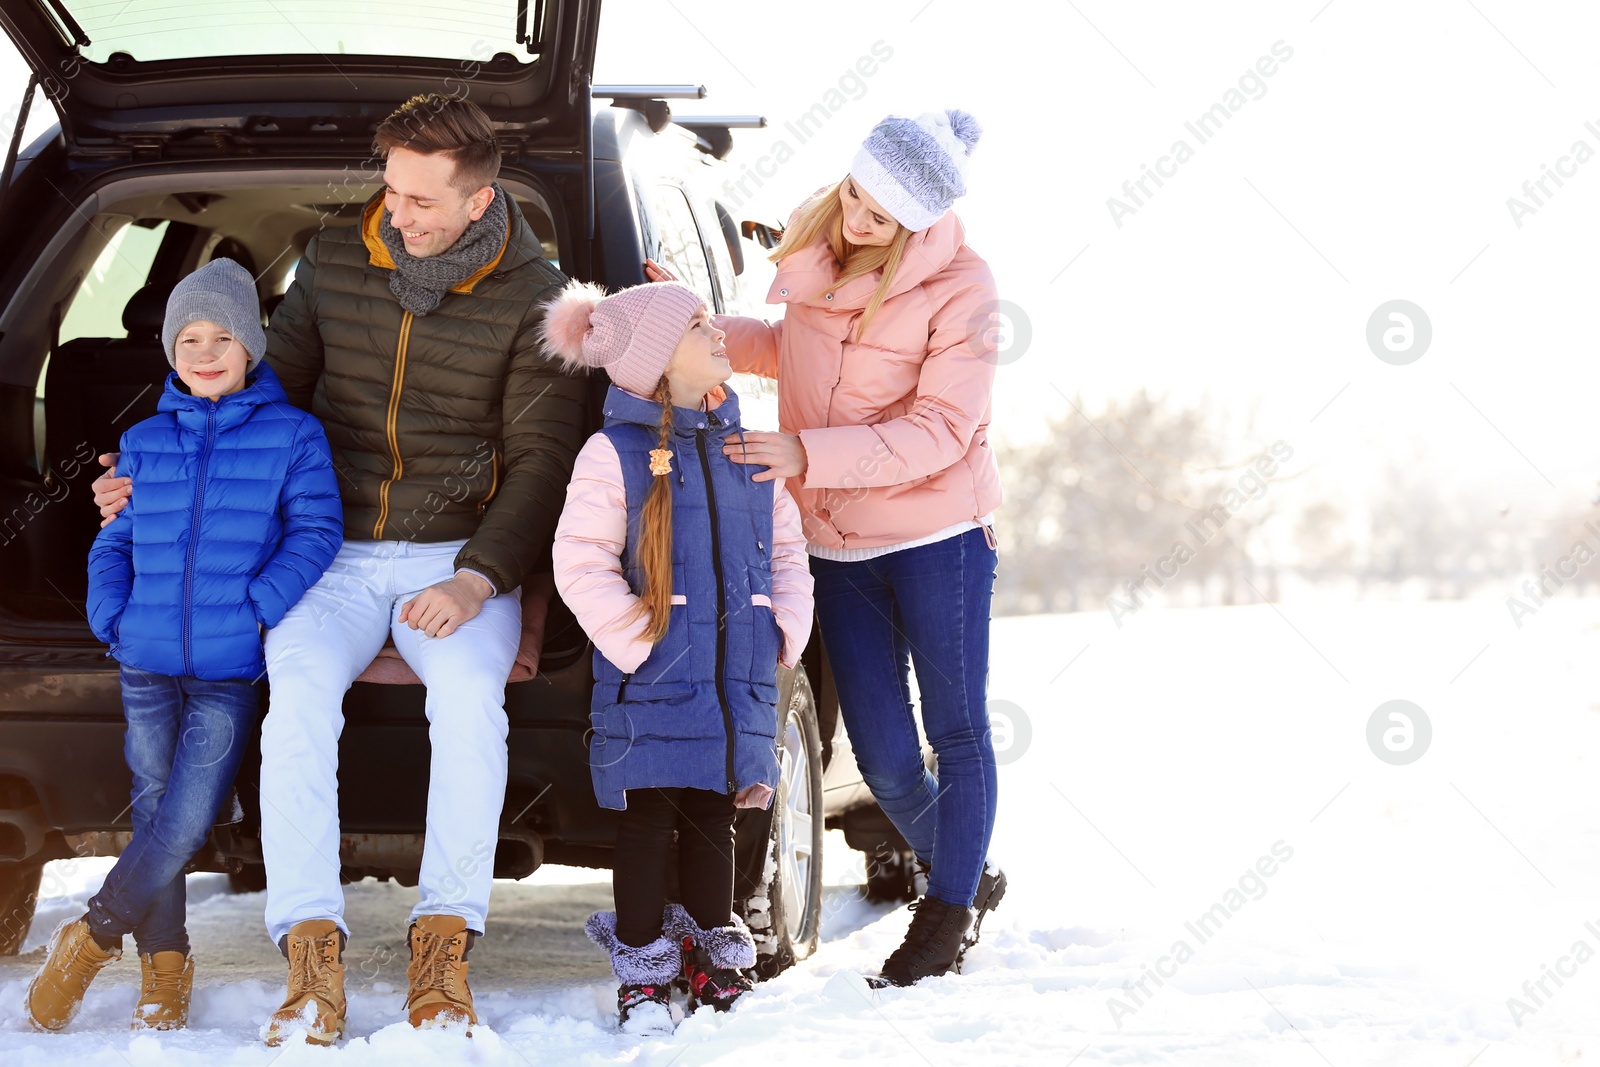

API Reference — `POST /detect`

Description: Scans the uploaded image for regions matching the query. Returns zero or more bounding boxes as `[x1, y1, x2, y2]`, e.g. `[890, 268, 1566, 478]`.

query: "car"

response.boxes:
[0, 1, 916, 976]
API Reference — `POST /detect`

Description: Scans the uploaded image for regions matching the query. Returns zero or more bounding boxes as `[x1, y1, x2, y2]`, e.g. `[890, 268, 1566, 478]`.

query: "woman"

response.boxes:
[649, 109, 1006, 986]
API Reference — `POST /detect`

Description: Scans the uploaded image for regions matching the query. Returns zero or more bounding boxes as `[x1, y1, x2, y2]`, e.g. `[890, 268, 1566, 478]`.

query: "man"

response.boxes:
[94, 94, 585, 1043]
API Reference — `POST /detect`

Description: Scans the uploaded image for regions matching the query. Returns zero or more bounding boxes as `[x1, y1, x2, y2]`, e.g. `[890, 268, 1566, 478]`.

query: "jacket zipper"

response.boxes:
[696, 415, 737, 794]
[374, 310, 414, 537]
[478, 447, 500, 514]
[182, 404, 217, 677]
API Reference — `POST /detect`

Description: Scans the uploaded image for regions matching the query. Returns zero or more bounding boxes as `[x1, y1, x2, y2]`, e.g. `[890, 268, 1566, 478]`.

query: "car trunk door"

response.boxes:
[0, 0, 600, 161]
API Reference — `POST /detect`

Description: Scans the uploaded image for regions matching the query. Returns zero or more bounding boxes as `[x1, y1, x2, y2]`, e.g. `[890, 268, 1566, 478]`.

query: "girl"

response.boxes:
[546, 280, 813, 1033]
[26, 258, 343, 1032]
[649, 109, 1006, 987]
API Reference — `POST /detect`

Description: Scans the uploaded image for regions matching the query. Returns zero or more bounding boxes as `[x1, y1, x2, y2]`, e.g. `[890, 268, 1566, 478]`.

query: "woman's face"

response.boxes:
[839, 176, 899, 247]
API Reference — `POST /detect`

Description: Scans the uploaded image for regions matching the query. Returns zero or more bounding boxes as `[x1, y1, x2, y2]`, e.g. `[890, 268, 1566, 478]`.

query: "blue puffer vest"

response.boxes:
[588, 384, 783, 811]
[87, 364, 344, 682]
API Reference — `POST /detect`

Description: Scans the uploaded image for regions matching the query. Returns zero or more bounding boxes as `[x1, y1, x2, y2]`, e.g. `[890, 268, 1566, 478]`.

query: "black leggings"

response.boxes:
[614, 787, 736, 948]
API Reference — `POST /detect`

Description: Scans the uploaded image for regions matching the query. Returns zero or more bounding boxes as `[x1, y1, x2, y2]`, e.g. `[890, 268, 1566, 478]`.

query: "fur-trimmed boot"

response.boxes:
[665, 904, 755, 1013]
[585, 911, 679, 1035]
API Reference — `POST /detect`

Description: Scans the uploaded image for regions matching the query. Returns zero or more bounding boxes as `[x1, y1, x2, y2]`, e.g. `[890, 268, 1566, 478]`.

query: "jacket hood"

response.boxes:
[601, 382, 743, 437]
[768, 208, 968, 312]
[159, 362, 291, 432]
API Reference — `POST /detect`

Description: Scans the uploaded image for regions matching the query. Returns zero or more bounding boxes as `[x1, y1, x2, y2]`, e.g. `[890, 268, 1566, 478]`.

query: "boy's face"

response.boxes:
[174, 320, 250, 400]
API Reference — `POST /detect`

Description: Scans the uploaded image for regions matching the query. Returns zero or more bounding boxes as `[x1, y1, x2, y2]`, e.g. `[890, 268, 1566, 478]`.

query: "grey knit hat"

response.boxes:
[162, 257, 267, 369]
[850, 109, 982, 232]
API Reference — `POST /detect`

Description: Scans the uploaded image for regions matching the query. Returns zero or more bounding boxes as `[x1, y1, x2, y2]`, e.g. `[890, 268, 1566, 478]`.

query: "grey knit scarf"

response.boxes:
[379, 182, 510, 316]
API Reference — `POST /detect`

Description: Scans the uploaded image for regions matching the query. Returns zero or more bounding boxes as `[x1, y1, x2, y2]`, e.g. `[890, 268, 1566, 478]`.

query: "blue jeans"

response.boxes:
[84, 666, 258, 954]
[810, 526, 999, 908]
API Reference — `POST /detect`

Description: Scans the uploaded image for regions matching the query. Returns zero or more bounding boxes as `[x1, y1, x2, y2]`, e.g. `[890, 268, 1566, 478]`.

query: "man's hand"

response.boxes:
[723, 431, 807, 482]
[398, 572, 494, 639]
[93, 453, 131, 528]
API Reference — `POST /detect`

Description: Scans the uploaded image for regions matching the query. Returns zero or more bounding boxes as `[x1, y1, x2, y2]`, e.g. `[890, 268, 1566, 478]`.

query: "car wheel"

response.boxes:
[737, 665, 824, 979]
[0, 860, 44, 956]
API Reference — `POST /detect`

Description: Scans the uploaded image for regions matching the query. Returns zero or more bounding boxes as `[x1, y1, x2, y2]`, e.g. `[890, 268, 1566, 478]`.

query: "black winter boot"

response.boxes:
[665, 904, 755, 1012]
[584, 911, 679, 1034]
[868, 896, 973, 988]
[911, 860, 1009, 971]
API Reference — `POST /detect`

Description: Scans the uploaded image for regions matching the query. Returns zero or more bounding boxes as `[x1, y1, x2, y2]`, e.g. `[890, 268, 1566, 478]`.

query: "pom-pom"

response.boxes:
[942, 109, 982, 155]
[538, 280, 608, 369]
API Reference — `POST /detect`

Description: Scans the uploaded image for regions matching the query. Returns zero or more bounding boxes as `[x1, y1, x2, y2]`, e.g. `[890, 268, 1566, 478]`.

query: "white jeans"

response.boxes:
[259, 539, 521, 944]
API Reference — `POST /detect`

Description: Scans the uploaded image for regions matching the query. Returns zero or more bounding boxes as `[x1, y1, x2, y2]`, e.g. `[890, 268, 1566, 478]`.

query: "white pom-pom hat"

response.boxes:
[850, 109, 983, 232]
[538, 279, 706, 398]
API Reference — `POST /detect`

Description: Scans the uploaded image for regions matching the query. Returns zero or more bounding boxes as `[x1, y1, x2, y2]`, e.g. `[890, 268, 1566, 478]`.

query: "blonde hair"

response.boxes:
[628, 377, 676, 644]
[769, 177, 912, 342]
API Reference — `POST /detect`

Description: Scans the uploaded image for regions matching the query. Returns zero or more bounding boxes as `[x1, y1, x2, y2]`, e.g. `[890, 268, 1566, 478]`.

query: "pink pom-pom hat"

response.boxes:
[538, 279, 706, 398]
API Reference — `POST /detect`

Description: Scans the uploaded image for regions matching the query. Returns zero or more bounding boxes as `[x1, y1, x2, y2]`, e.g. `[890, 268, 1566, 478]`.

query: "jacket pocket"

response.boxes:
[630, 564, 693, 685]
[746, 565, 781, 686]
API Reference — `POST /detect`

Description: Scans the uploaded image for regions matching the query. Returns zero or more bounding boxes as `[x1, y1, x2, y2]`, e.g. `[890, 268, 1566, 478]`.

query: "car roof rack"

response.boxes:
[593, 85, 706, 133]
[673, 116, 767, 161]
[591, 86, 765, 158]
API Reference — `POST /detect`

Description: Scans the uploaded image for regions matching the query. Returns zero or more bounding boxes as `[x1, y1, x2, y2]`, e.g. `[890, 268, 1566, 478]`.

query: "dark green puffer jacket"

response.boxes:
[264, 190, 586, 594]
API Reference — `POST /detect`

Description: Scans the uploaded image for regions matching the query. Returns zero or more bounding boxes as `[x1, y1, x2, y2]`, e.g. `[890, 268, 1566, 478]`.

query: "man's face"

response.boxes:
[382, 147, 494, 259]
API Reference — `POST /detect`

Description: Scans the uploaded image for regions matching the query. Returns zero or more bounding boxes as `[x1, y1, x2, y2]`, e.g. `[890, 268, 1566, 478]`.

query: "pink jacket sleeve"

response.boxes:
[715, 314, 783, 380]
[551, 433, 656, 674]
[798, 279, 997, 490]
[770, 477, 814, 670]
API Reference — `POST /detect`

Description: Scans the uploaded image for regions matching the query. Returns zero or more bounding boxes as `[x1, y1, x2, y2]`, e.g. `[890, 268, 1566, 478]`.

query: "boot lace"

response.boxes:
[287, 935, 339, 1006]
[141, 961, 185, 1001]
[884, 898, 956, 968]
[407, 929, 465, 999]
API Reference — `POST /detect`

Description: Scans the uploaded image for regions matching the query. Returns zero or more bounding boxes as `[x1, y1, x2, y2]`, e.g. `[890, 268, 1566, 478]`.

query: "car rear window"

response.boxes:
[45, 1, 537, 65]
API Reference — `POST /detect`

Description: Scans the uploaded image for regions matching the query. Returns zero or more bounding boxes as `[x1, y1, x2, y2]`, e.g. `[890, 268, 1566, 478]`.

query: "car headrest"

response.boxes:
[121, 283, 175, 340]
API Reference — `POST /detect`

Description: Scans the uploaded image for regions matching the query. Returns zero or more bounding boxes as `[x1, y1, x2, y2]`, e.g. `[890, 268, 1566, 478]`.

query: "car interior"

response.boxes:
[0, 170, 563, 633]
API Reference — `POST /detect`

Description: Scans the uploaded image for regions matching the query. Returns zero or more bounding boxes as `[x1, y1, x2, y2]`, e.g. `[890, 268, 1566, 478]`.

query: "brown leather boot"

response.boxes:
[132, 951, 193, 1030]
[25, 918, 121, 1032]
[263, 919, 346, 1046]
[405, 915, 477, 1029]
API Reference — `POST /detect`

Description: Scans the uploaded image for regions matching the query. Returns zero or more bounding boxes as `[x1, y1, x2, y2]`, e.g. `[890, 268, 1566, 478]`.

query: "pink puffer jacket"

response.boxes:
[717, 210, 1001, 551]
[552, 429, 814, 675]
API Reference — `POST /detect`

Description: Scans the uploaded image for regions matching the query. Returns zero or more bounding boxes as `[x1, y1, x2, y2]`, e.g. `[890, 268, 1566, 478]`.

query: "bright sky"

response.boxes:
[6, 1, 1600, 523]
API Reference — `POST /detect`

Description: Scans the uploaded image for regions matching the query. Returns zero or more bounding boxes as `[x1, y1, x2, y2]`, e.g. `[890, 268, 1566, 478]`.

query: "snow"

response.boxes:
[4, 601, 1599, 1064]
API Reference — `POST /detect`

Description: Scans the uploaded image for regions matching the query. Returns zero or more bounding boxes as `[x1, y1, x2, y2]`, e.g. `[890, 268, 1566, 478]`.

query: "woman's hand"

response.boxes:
[644, 258, 678, 283]
[723, 431, 806, 482]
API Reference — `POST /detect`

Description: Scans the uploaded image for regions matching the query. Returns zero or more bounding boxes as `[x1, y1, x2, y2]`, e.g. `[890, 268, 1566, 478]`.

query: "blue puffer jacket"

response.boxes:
[88, 364, 344, 681]
[587, 385, 782, 811]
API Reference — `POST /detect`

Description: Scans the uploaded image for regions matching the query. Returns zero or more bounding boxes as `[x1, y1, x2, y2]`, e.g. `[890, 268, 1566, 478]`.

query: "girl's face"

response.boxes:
[839, 176, 899, 247]
[174, 320, 250, 400]
[665, 307, 731, 401]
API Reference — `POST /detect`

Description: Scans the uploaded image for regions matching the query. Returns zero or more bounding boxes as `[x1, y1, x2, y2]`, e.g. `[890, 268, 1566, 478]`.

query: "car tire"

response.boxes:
[736, 665, 824, 979]
[0, 860, 44, 956]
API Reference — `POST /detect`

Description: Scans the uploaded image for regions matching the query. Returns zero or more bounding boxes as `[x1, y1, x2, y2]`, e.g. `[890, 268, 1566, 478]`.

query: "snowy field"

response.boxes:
[2, 599, 1598, 1065]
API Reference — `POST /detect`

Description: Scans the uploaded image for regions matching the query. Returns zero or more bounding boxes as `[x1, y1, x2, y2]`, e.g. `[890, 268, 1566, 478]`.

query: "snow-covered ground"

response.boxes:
[3, 600, 1599, 1064]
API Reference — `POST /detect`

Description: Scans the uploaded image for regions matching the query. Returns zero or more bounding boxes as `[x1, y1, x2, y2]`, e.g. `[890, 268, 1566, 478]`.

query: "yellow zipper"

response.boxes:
[478, 448, 500, 513]
[373, 310, 413, 538]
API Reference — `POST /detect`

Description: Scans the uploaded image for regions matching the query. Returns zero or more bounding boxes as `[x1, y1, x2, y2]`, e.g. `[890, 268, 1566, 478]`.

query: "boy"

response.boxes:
[25, 257, 342, 1032]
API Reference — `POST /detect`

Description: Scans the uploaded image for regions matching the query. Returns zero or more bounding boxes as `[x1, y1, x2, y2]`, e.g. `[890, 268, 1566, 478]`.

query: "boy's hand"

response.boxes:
[93, 453, 131, 528]
[399, 572, 494, 638]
